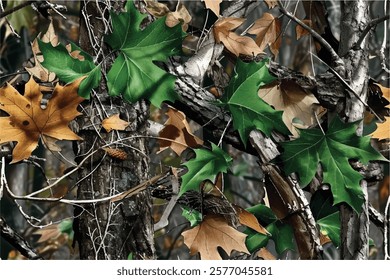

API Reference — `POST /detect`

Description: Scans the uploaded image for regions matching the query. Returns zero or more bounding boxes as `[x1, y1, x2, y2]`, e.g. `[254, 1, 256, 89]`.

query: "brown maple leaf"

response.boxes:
[158, 106, 203, 156]
[102, 114, 130, 133]
[0, 77, 84, 163]
[371, 117, 390, 140]
[234, 205, 270, 235]
[182, 214, 249, 260]
[202, 0, 222, 17]
[258, 80, 324, 136]
[214, 17, 263, 57]
[248, 13, 282, 56]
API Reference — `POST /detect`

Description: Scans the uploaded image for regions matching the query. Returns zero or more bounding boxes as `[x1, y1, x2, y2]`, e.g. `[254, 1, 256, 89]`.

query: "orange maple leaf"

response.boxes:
[0, 77, 84, 163]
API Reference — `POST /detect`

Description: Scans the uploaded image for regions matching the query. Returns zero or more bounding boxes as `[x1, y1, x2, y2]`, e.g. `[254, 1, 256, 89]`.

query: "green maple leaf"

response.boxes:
[281, 117, 387, 212]
[38, 41, 101, 99]
[105, 1, 185, 107]
[180, 143, 232, 196]
[222, 59, 289, 145]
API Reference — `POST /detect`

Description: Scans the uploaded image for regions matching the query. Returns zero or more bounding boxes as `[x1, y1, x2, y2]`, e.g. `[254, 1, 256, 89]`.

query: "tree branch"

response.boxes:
[0, 1, 34, 19]
[0, 216, 43, 259]
[353, 14, 390, 50]
[277, 0, 345, 73]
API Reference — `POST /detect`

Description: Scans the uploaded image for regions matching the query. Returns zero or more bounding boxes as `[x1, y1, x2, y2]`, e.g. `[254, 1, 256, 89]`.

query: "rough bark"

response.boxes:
[74, 1, 155, 260]
[338, 0, 370, 260]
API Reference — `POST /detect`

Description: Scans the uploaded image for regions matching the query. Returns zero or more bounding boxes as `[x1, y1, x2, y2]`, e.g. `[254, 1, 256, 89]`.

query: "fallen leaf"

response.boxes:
[371, 117, 390, 140]
[234, 205, 270, 235]
[248, 13, 282, 56]
[264, 0, 278, 9]
[159, 106, 203, 156]
[145, 0, 191, 31]
[214, 17, 263, 57]
[25, 21, 58, 82]
[202, 0, 222, 17]
[182, 214, 250, 260]
[258, 80, 322, 136]
[0, 77, 84, 163]
[257, 247, 276, 260]
[102, 114, 130, 133]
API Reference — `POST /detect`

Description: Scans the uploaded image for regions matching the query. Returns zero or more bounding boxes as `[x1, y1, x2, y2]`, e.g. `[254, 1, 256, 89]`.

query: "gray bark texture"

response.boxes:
[339, 0, 370, 260]
[74, 1, 155, 260]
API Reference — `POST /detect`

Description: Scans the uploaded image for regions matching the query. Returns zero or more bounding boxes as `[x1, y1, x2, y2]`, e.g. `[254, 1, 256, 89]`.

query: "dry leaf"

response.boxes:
[295, 19, 313, 40]
[145, 0, 191, 31]
[182, 214, 250, 260]
[41, 134, 62, 152]
[34, 224, 61, 243]
[25, 21, 58, 82]
[158, 106, 203, 156]
[0, 77, 84, 163]
[258, 80, 322, 136]
[214, 17, 263, 57]
[66, 44, 85, 61]
[248, 13, 282, 56]
[234, 205, 270, 235]
[319, 232, 332, 246]
[257, 247, 276, 260]
[264, 0, 278, 9]
[102, 114, 130, 133]
[371, 117, 390, 140]
[202, 0, 222, 17]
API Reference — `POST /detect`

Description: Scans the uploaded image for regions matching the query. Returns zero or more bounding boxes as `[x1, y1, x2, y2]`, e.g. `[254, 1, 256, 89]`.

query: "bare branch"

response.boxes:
[353, 14, 390, 50]
[0, 216, 43, 260]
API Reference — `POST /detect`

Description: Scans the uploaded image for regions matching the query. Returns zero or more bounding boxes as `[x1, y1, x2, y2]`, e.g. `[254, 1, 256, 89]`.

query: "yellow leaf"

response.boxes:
[0, 77, 84, 163]
[202, 0, 222, 17]
[248, 13, 282, 56]
[258, 80, 323, 136]
[182, 214, 249, 260]
[101, 114, 130, 133]
[159, 106, 203, 156]
[214, 17, 263, 57]
[371, 117, 390, 140]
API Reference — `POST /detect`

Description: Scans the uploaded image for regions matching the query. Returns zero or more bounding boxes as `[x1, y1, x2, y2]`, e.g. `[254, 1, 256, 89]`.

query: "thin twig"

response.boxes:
[0, 1, 34, 19]
[353, 14, 390, 50]
[277, 0, 344, 72]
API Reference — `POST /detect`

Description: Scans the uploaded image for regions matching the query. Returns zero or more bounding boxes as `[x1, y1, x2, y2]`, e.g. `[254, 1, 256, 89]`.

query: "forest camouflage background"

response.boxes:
[0, 0, 389, 260]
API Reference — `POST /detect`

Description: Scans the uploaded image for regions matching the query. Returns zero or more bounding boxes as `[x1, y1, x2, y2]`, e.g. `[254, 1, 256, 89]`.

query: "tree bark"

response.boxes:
[338, 0, 370, 260]
[74, 1, 155, 260]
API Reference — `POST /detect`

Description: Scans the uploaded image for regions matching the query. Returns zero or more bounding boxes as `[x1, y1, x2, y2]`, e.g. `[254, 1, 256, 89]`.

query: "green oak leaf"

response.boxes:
[38, 41, 101, 99]
[105, 1, 185, 107]
[180, 143, 232, 196]
[222, 59, 289, 145]
[281, 117, 387, 212]
[317, 212, 340, 247]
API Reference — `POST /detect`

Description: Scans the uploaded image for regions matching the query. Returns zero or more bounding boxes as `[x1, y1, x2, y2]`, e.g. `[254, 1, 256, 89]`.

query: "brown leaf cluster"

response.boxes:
[182, 214, 249, 260]
[0, 77, 84, 163]
[159, 106, 203, 156]
[214, 17, 263, 57]
[371, 84, 390, 140]
[145, 1, 191, 31]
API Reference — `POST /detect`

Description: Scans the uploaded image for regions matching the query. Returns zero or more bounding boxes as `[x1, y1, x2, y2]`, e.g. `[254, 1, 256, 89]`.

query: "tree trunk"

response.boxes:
[74, 1, 155, 260]
[338, 0, 370, 260]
